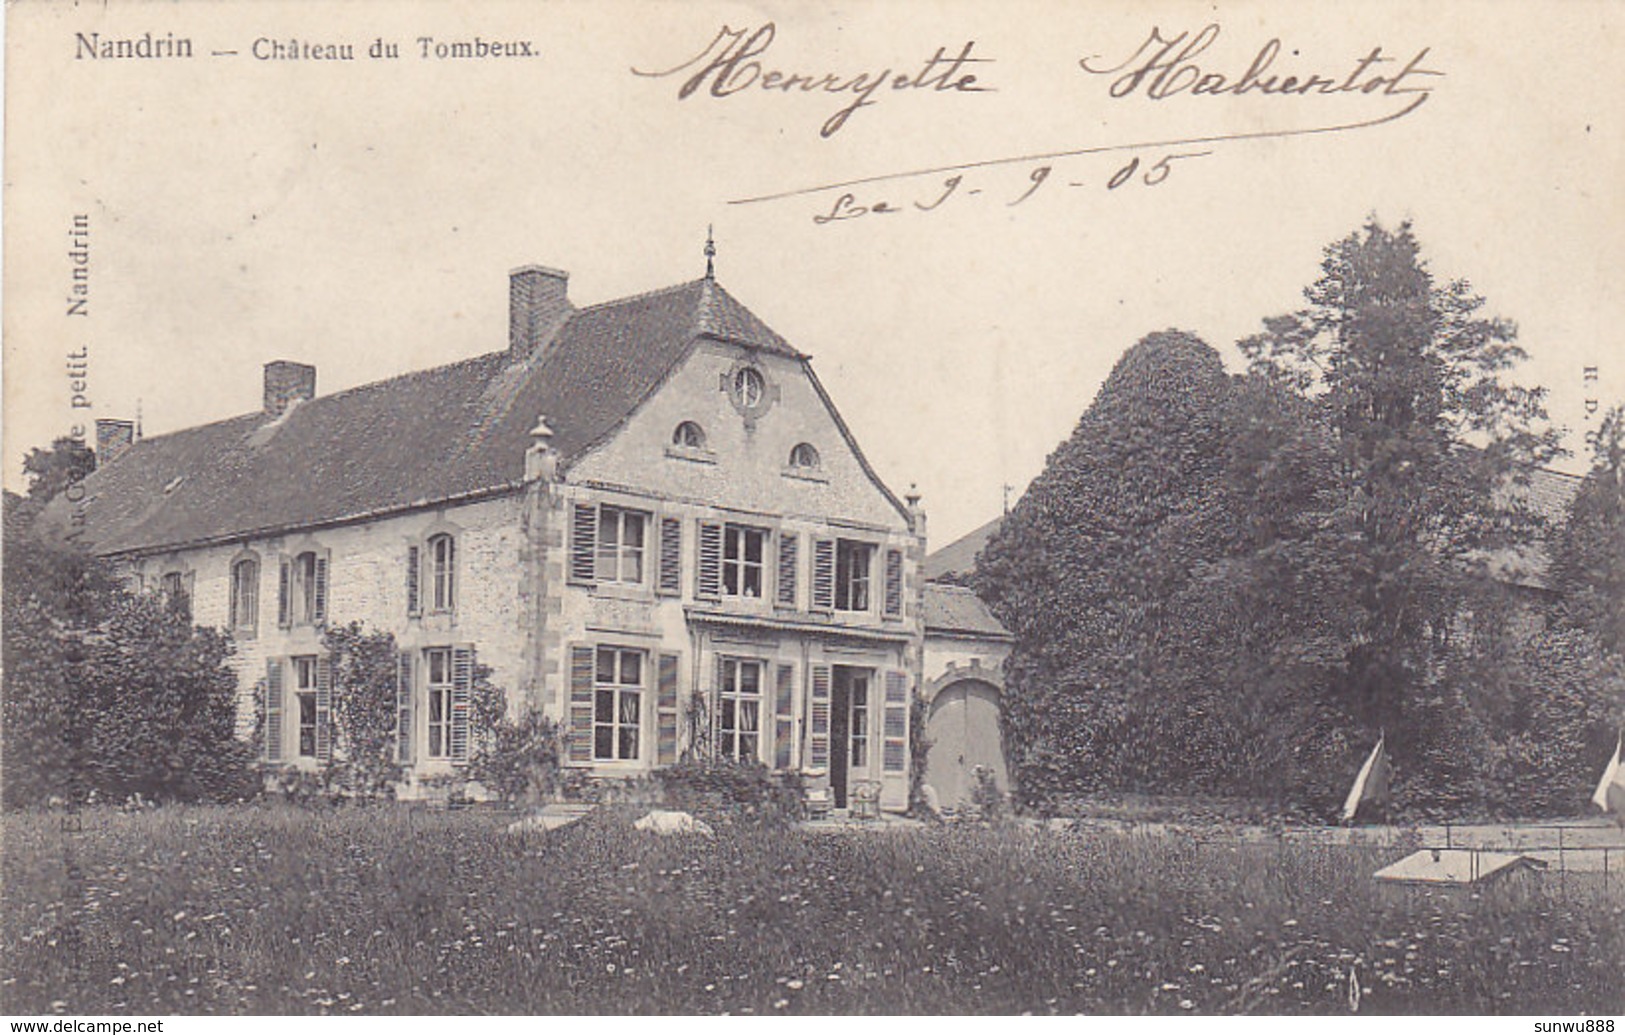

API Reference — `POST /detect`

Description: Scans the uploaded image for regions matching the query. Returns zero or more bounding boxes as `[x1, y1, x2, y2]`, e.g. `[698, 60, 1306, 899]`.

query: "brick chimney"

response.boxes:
[509, 265, 573, 358]
[264, 360, 316, 417]
[95, 418, 136, 465]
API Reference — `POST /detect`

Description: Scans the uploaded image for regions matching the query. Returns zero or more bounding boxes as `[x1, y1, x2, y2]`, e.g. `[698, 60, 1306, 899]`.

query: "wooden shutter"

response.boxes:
[657, 652, 680, 766]
[569, 503, 597, 584]
[312, 552, 330, 625]
[811, 537, 836, 611]
[567, 645, 595, 763]
[315, 655, 334, 763]
[450, 645, 473, 763]
[776, 533, 799, 608]
[883, 548, 904, 617]
[406, 544, 421, 616]
[657, 517, 682, 597]
[807, 664, 831, 773]
[696, 520, 723, 599]
[264, 659, 284, 761]
[773, 663, 796, 770]
[181, 571, 196, 624]
[396, 650, 414, 765]
[883, 669, 908, 773]
[277, 557, 291, 628]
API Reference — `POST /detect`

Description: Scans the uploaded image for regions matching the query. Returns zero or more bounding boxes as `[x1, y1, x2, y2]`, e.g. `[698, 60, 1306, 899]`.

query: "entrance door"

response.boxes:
[829, 667, 872, 808]
[924, 679, 1006, 808]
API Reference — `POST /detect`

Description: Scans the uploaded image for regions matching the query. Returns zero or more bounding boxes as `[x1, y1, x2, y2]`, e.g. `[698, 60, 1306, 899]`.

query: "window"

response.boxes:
[293, 551, 319, 623]
[719, 658, 763, 763]
[734, 367, 765, 409]
[722, 524, 766, 598]
[229, 558, 259, 632]
[835, 540, 873, 612]
[160, 571, 190, 621]
[789, 442, 821, 469]
[428, 533, 456, 612]
[672, 421, 706, 448]
[596, 507, 647, 585]
[425, 647, 453, 759]
[594, 647, 643, 761]
[293, 655, 319, 758]
[849, 674, 870, 769]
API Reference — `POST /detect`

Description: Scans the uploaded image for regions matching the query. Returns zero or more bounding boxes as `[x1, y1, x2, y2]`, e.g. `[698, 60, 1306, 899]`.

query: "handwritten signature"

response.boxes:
[631, 24, 992, 138]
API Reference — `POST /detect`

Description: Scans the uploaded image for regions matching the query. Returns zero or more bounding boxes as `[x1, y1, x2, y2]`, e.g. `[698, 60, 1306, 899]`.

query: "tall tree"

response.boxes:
[1238, 219, 1562, 739]
[21, 435, 96, 504]
[1552, 405, 1625, 654]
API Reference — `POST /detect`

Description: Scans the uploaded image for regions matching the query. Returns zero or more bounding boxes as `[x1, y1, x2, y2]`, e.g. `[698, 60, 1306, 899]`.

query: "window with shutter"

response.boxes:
[811, 538, 835, 611]
[883, 547, 904, 618]
[567, 645, 595, 763]
[696, 521, 723, 599]
[658, 517, 682, 597]
[776, 533, 799, 608]
[657, 652, 680, 765]
[293, 655, 319, 758]
[406, 544, 421, 616]
[450, 646, 473, 763]
[428, 534, 456, 612]
[312, 553, 329, 624]
[230, 557, 259, 635]
[277, 558, 291, 628]
[774, 663, 796, 770]
[718, 658, 764, 763]
[315, 655, 333, 763]
[264, 659, 284, 761]
[807, 664, 832, 772]
[396, 650, 414, 764]
[569, 503, 598, 585]
[883, 669, 909, 773]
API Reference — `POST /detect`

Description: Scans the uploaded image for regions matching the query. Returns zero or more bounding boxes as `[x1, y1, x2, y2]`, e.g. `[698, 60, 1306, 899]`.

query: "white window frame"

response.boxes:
[428, 533, 456, 613]
[734, 367, 765, 409]
[722, 523, 767, 599]
[719, 658, 765, 763]
[293, 654, 319, 759]
[229, 557, 259, 633]
[594, 646, 644, 762]
[425, 647, 454, 760]
[834, 539, 874, 612]
[596, 506, 648, 586]
[848, 671, 871, 770]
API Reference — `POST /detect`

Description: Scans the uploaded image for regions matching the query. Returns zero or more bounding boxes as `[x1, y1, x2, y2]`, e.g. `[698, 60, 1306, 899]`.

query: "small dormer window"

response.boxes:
[673, 421, 706, 449]
[734, 367, 765, 409]
[789, 443, 821, 470]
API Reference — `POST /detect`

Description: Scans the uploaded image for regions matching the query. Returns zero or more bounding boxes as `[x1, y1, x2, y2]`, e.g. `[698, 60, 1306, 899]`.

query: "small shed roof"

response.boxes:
[1373, 849, 1545, 886]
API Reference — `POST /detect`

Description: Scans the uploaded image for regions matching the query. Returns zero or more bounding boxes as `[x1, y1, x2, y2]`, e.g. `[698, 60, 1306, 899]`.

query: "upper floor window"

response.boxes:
[734, 367, 765, 409]
[229, 558, 259, 633]
[428, 533, 456, 612]
[293, 551, 320, 624]
[835, 539, 873, 612]
[789, 443, 821, 470]
[596, 507, 647, 585]
[722, 524, 767, 599]
[594, 646, 644, 761]
[672, 421, 706, 449]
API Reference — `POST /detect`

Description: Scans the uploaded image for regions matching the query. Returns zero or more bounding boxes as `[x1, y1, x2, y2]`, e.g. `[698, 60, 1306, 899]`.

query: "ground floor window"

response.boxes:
[293, 655, 318, 758]
[849, 674, 870, 769]
[425, 647, 453, 759]
[719, 658, 763, 762]
[595, 646, 643, 761]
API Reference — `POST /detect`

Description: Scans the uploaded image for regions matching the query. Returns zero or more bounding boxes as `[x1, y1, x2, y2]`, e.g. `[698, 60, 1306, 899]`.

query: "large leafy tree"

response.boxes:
[975, 330, 1243, 802]
[21, 435, 96, 505]
[1552, 405, 1625, 654]
[1238, 219, 1563, 740]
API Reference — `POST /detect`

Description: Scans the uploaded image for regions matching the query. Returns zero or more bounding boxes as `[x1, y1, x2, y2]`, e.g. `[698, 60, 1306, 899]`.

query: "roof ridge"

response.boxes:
[570, 277, 706, 317]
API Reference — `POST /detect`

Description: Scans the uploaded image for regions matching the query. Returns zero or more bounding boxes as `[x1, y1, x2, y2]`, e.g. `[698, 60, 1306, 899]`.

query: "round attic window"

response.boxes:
[734, 367, 765, 409]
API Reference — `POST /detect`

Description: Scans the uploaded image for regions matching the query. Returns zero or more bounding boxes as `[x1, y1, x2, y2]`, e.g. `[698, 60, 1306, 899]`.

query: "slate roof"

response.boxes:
[922, 583, 1010, 639]
[922, 515, 1004, 582]
[56, 278, 814, 556]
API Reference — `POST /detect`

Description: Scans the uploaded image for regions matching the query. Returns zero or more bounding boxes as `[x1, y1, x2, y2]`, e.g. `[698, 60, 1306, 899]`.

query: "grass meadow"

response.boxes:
[3, 805, 1621, 1015]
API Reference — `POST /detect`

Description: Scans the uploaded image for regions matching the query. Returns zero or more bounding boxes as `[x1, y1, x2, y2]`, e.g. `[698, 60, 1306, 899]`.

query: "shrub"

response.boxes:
[655, 758, 803, 826]
[469, 709, 564, 804]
